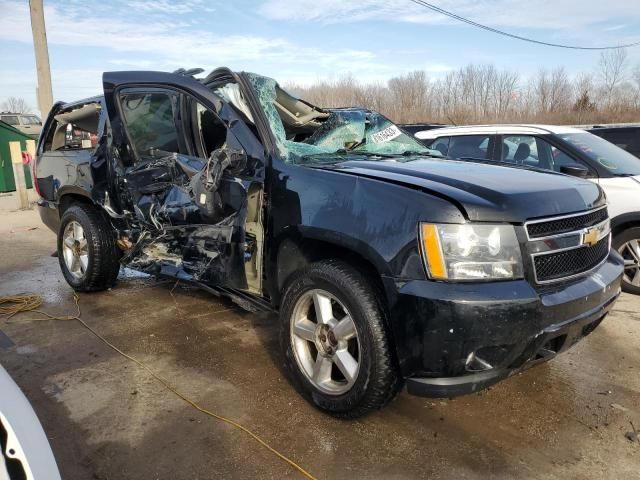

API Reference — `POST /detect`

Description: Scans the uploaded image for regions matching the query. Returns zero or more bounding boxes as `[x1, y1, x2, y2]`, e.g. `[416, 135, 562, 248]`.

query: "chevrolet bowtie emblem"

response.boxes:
[583, 227, 599, 247]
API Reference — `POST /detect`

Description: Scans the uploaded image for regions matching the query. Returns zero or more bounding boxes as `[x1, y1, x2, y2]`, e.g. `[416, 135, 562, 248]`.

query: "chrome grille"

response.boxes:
[533, 237, 610, 283]
[526, 207, 611, 284]
[526, 206, 608, 239]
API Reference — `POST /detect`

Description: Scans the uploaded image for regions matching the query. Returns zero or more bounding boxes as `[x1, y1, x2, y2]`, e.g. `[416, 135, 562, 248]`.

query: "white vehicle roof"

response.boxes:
[415, 124, 586, 140]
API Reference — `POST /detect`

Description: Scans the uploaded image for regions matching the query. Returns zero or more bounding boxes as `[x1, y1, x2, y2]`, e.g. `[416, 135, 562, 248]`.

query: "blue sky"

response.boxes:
[1, 0, 639, 115]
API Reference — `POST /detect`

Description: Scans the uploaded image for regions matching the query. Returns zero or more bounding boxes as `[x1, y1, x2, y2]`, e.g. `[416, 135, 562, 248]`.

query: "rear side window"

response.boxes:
[1, 115, 19, 125]
[447, 135, 491, 160]
[22, 115, 41, 125]
[43, 103, 102, 152]
[120, 92, 180, 161]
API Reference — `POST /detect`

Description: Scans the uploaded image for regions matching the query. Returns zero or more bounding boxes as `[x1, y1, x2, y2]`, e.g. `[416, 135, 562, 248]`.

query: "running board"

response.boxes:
[194, 282, 275, 313]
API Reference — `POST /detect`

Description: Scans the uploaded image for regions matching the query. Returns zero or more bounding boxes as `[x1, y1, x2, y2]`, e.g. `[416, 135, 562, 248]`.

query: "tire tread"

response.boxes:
[280, 259, 401, 418]
[58, 204, 121, 292]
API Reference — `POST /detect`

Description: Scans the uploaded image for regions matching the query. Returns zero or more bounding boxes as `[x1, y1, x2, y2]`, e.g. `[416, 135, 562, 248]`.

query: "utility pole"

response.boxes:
[29, 0, 53, 119]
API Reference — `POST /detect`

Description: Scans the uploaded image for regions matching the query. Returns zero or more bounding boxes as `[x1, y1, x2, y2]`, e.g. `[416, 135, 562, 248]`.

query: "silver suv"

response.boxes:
[0, 112, 42, 137]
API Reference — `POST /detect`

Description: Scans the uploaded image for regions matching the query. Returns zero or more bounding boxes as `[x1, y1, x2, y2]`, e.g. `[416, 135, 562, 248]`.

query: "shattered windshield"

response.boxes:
[244, 73, 440, 163]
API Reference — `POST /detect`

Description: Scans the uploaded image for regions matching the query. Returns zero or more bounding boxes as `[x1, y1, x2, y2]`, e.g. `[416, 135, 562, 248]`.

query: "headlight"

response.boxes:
[420, 223, 523, 281]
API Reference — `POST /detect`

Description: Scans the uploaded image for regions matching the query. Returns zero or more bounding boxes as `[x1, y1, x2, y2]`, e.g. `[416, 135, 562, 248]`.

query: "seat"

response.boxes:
[449, 137, 486, 159]
[514, 143, 531, 163]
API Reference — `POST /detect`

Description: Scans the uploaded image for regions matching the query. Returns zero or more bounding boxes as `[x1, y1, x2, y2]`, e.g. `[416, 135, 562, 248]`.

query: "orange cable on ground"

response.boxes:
[0, 293, 318, 480]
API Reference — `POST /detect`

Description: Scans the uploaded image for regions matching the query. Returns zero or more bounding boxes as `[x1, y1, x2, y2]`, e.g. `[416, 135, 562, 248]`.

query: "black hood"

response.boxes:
[323, 157, 606, 223]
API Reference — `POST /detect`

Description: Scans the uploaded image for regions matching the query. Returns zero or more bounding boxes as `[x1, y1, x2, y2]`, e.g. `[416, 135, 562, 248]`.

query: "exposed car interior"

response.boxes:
[44, 102, 101, 151]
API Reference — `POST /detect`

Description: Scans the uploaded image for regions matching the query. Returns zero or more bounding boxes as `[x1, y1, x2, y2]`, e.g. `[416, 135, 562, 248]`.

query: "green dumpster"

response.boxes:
[0, 120, 34, 192]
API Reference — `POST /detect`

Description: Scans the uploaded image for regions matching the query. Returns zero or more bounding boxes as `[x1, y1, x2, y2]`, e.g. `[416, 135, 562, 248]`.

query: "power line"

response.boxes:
[408, 0, 640, 50]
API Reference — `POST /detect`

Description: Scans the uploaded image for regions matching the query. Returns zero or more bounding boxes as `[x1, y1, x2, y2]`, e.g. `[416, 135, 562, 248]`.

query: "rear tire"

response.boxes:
[57, 204, 121, 292]
[613, 227, 640, 295]
[279, 260, 401, 418]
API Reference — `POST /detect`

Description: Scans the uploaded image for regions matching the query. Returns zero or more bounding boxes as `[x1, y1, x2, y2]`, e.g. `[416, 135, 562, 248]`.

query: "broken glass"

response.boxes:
[244, 73, 442, 163]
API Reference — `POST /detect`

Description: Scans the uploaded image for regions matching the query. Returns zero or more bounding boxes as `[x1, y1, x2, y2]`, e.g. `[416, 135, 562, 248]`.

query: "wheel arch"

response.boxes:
[58, 191, 96, 217]
[611, 212, 640, 238]
[270, 228, 390, 308]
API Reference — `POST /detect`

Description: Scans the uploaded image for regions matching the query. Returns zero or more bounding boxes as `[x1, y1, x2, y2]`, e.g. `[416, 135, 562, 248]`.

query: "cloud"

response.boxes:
[0, 0, 380, 69]
[603, 24, 627, 32]
[126, 0, 207, 15]
[258, 0, 640, 34]
[0, 0, 410, 111]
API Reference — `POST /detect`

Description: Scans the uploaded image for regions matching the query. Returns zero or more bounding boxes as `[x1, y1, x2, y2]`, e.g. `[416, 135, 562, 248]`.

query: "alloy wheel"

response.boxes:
[290, 289, 361, 395]
[618, 239, 640, 287]
[62, 221, 89, 279]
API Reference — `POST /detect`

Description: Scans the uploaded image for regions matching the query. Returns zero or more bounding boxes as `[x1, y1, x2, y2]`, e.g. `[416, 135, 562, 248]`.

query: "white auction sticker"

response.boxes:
[370, 125, 402, 144]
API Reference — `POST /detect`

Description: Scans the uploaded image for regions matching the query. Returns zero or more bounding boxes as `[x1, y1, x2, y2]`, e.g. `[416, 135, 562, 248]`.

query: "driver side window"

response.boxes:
[194, 102, 228, 158]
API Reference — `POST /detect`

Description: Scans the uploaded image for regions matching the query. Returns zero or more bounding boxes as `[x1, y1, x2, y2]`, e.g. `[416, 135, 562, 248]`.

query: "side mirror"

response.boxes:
[199, 148, 247, 192]
[190, 148, 248, 214]
[560, 164, 589, 178]
[217, 148, 247, 176]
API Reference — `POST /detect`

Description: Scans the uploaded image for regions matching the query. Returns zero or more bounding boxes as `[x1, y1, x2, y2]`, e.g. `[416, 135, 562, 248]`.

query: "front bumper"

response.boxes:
[385, 250, 623, 398]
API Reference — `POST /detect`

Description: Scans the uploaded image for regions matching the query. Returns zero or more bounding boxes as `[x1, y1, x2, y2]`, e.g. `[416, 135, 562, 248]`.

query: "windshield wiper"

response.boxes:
[400, 150, 443, 159]
[453, 156, 513, 167]
[310, 150, 399, 159]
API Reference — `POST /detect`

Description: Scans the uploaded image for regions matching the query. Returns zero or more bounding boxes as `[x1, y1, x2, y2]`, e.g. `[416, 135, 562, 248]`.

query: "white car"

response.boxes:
[415, 124, 640, 294]
[0, 364, 61, 480]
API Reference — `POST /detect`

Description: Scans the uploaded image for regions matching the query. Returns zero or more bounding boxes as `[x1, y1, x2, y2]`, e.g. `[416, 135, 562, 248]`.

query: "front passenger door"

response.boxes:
[499, 134, 596, 177]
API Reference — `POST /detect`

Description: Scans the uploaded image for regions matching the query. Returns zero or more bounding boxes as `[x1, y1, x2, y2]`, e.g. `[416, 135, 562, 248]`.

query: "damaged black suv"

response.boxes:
[34, 67, 623, 417]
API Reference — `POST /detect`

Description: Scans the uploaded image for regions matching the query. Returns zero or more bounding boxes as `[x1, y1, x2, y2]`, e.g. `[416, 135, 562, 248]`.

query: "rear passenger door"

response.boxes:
[102, 71, 266, 294]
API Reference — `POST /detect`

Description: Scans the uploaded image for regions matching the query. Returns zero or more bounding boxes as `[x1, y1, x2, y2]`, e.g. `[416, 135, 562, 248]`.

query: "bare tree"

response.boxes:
[631, 65, 640, 109]
[572, 73, 596, 122]
[286, 57, 640, 126]
[598, 48, 628, 108]
[1, 97, 32, 113]
[388, 71, 432, 122]
[436, 70, 469, 124]
[492, 69, 519, 118]
[548, 67, 572, 113]
[532, 69, 551, 114]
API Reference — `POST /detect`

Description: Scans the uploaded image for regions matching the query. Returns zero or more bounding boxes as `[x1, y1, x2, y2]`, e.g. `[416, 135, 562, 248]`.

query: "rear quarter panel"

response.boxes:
[36, 149, 95, 202]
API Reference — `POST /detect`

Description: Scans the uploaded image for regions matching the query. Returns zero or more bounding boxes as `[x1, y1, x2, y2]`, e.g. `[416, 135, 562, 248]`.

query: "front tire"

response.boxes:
[280, 260, 401, 418]
[613, 227, 640, 295]
[57, 204, 121, 292]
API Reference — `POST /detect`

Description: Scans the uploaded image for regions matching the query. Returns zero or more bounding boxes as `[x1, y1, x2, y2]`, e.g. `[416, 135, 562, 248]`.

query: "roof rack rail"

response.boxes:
[172, 68, 205, 77]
